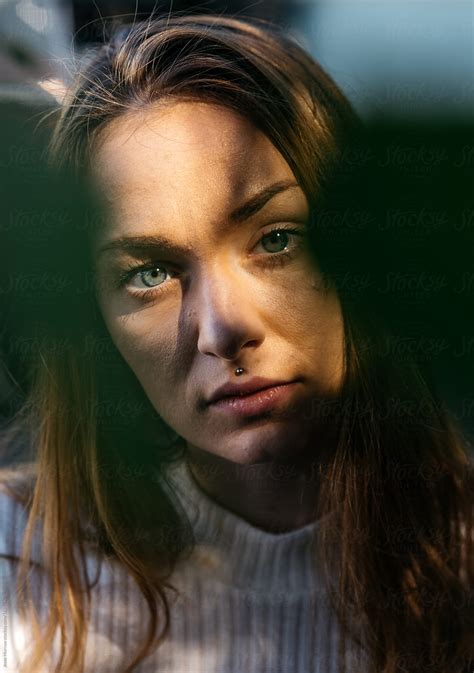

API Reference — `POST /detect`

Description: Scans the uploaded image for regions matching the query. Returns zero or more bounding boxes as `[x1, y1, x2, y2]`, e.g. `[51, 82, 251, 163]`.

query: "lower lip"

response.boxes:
[210, 382, 300, 417]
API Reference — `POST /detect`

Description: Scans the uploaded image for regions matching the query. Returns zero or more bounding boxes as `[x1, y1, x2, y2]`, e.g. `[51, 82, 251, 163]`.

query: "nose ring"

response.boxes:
[234, 367, 245, 376]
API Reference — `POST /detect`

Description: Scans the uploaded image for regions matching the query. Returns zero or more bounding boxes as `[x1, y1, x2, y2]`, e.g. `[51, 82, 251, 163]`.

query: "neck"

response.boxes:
[185, 441, 331, 534]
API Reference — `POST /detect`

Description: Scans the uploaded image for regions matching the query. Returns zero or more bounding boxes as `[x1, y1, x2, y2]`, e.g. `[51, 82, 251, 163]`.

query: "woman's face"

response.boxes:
[93, 101, 344, 465]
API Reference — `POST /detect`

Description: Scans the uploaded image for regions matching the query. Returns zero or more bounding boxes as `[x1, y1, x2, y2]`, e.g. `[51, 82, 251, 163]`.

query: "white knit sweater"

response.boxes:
[0, 459, 366, 672]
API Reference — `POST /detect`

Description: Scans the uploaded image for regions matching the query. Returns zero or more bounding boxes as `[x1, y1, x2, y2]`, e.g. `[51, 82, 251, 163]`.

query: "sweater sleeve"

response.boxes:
[0, 481, 139, 673]
[0, 483, 34, 672]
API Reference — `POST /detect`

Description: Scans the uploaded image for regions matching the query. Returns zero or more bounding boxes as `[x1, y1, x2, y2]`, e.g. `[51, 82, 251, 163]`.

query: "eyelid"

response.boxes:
[117, 261, 176, 289]
[256, 221, 308, 239]
[251, 223, 307, 253]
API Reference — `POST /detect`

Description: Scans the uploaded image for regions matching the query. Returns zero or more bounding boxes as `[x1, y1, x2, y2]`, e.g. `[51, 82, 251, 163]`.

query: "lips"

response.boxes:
[207, 377, 293, 405]
[205, 376, 301, 419]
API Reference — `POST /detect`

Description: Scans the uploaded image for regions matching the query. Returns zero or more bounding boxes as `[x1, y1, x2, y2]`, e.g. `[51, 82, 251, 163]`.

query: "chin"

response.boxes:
[214, 421, 313, 466]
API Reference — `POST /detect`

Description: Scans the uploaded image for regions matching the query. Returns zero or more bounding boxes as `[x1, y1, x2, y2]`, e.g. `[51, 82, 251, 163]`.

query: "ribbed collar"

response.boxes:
[159, 458, 328, 596]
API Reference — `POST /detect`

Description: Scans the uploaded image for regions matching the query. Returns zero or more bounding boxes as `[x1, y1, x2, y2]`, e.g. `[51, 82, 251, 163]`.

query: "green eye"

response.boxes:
[137, 267, 168, 288]
[255, 227, 305, 256]
[260, 230, 292, 253]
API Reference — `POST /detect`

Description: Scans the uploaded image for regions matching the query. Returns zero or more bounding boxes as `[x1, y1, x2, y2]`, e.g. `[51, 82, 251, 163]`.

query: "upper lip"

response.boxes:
[207, 377, 294, 405]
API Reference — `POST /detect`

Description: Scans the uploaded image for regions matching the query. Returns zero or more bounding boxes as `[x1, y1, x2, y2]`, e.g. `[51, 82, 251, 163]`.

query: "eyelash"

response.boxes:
[117, 226, 306, 300]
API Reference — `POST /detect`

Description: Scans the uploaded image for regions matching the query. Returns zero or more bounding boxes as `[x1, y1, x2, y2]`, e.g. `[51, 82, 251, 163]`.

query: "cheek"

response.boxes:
[100, 308, 184, 409]
[265, 265, 343, 343]
[308, 292, 345, 394]
[278, 275, 345, 389]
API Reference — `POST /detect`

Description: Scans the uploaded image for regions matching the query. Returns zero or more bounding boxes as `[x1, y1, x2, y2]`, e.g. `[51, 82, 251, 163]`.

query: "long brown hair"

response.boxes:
[1, 14, 472, 673]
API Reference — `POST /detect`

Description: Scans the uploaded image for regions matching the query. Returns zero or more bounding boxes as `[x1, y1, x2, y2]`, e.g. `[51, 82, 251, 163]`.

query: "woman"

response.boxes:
[0, 14, 472, 673]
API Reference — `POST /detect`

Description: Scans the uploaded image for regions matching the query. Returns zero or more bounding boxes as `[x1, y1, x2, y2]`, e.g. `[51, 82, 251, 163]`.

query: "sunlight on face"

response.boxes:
[92, 101, 345, 464]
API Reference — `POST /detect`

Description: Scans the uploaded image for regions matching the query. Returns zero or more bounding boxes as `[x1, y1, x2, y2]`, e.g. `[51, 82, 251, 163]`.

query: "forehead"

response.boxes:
[92, 101, 304, 243]
[94, 100, 290, 182]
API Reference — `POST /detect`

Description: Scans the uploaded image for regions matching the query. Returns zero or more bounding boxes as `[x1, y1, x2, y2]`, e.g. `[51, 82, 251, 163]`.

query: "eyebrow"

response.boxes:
[96, 179, 300, 258]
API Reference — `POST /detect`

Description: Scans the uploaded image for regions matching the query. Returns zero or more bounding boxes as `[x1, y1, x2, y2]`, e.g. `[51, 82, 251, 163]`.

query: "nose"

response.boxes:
[194, 266, 265, 361]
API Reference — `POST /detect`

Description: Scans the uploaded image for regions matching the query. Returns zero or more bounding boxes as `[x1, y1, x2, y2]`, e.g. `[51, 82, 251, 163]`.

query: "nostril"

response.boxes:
[197, 328, 263, 361]
[242, 339, 260, 349]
